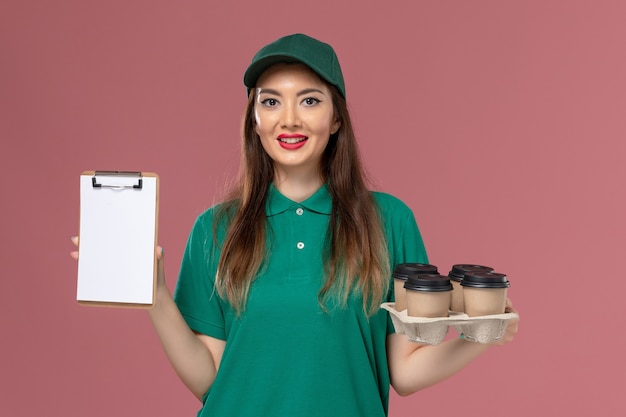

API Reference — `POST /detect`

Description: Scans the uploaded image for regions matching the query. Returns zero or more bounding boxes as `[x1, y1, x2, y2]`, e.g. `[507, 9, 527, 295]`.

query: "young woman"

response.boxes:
[72, 33, 518, 417]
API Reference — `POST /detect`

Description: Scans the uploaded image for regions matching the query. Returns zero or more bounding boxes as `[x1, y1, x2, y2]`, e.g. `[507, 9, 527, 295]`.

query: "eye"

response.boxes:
[302, 97, 321, 106]
[260, 98, 279, 107]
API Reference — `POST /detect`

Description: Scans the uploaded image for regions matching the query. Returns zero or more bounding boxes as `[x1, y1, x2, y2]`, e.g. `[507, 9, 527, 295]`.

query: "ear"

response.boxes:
[331, 117, 341, 135]
[253, 113, 261, 136]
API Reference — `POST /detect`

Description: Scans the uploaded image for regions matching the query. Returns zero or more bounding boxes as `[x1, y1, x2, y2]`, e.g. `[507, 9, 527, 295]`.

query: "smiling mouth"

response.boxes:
[278, 137, 307, 144]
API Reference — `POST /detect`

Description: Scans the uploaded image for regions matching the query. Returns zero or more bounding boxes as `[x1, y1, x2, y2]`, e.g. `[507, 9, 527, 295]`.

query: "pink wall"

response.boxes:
[2, 0, 624, 415]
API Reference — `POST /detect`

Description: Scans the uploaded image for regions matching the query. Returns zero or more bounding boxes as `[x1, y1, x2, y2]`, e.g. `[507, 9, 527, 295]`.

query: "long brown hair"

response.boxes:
[215, 77, 390, 316]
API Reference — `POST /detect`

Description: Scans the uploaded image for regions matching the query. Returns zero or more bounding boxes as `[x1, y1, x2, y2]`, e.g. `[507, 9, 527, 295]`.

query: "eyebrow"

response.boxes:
[257, 87, 327, 97]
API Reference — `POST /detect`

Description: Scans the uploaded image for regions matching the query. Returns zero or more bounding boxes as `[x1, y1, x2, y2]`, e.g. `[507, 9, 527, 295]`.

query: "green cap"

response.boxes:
[243, 33, 346, 98]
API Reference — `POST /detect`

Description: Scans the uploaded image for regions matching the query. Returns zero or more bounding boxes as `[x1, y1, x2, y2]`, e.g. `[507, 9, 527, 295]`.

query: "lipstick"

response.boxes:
[277, 133, 308, 150]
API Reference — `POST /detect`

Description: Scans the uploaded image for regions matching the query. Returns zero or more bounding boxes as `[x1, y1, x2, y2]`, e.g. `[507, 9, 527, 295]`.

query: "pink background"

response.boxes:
[1, 0, 624, 415]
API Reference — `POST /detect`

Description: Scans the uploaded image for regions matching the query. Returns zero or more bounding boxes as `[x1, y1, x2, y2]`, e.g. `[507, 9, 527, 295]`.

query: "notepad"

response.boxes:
[76, 171, 159, 307]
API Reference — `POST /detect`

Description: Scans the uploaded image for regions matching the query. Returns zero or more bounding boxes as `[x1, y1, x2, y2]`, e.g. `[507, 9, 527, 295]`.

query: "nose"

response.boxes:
[280, 102, 301, 128]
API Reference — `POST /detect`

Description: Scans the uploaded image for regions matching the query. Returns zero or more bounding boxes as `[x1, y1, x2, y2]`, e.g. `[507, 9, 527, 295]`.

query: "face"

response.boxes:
[254, 63, 340, 180]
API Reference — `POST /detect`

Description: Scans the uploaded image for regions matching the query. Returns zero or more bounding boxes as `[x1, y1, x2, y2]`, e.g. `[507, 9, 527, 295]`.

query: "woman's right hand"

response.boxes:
[72, 236, 222, 399]
[155, 245, 166, 288]
[70, 236, 79, 260]
[70, 235, 166, 289]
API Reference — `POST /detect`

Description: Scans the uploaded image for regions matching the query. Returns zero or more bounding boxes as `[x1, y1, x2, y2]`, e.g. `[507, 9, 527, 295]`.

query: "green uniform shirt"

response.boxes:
[173, 184, 427, 417]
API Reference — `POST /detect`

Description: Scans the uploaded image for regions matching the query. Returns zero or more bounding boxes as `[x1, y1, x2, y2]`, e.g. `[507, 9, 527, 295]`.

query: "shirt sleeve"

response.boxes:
[375, 192, 429, 335]
[393, 208, 428, 266]
[376, 192, 429, 273]
[173, 209, 228, 340]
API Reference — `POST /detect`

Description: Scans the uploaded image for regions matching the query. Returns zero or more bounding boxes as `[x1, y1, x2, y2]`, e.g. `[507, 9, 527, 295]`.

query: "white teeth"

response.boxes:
[278, 137, 307, 144]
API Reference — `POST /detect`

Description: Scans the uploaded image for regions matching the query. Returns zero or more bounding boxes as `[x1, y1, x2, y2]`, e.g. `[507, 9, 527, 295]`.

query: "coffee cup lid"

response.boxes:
[460, 271, 510, 289]
[404, 273, 453, 292]
[448, 264, 494, 282]
[392, 263, 438, 281]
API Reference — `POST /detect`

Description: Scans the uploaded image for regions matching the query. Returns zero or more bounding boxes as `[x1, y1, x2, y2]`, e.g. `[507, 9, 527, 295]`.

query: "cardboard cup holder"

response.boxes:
[380, 302, 518, 345]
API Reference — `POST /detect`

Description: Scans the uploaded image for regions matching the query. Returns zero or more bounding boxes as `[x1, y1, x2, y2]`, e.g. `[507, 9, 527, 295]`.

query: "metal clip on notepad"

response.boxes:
[91, 171, 143, 190]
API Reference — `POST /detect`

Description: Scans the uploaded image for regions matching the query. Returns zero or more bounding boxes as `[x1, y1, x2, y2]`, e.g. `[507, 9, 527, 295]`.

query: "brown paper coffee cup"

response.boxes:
[406, 290, 451, 318]
[447, 264, 494, 312]
[462, 287, 508, 316]
[461, 271, 510, 317]
[392, 263, 438, 312]
[394, 278, 408, 311]
[404, 274, 452, 318]
[450, 280, 464, 313]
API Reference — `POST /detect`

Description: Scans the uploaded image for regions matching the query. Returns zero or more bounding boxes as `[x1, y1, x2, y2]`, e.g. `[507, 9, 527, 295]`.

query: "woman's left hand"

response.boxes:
[490, 298, 519, 346]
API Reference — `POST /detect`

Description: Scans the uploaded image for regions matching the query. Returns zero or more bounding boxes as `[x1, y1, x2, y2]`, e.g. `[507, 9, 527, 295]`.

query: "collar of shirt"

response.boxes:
[265, 183, 332, 217]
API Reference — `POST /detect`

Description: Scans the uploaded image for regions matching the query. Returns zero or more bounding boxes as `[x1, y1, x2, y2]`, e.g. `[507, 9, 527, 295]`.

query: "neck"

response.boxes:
[273, 167, 323, 202]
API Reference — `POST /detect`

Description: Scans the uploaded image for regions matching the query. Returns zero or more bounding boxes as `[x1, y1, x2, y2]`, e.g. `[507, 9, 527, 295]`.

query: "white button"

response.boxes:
[296, 208, 304, 215]
[296, 242, 305, 249]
